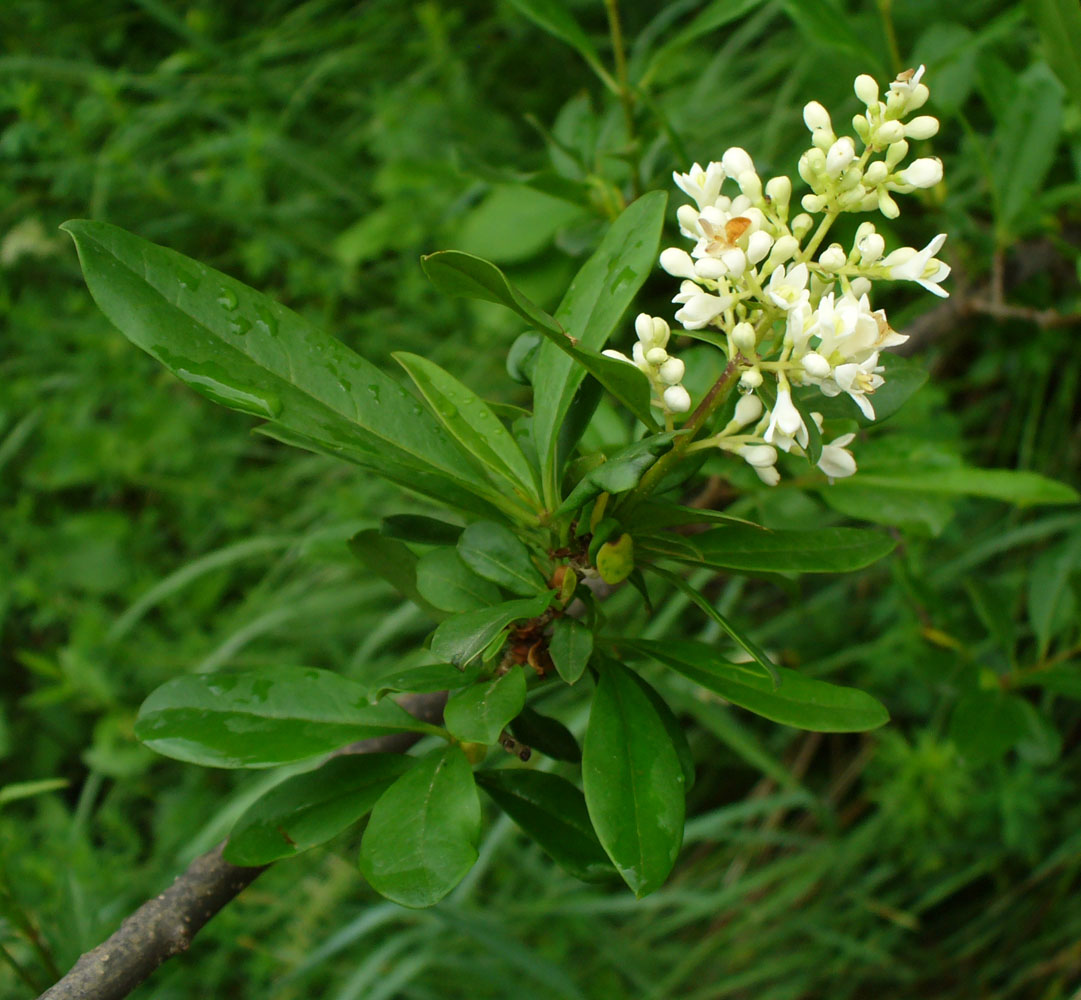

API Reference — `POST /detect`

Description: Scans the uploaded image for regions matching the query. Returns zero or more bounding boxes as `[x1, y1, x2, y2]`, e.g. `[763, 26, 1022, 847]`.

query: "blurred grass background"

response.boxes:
[2, 0, 1080, 997]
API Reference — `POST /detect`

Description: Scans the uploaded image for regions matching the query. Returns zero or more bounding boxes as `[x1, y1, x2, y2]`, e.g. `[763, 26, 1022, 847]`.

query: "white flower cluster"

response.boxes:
[603, 313, 692, 415]
[608, 66, 949, 484]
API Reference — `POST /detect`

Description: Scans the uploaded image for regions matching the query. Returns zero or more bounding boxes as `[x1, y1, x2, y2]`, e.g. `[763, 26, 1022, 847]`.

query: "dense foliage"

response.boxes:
[3, 0, 1080, 997]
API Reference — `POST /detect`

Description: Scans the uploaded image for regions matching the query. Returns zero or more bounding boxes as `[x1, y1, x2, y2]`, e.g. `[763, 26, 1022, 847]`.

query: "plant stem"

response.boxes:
[604, 0, 641, 199]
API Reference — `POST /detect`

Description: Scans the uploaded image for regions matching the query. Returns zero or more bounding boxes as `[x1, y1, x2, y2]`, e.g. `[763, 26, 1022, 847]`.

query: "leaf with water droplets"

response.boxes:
[60, 220, 517, 519]
[394, 352, 539, 502]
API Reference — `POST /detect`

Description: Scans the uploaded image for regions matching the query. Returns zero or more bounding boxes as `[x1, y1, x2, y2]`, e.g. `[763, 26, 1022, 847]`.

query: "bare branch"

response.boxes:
[38, 692, 447, 1000]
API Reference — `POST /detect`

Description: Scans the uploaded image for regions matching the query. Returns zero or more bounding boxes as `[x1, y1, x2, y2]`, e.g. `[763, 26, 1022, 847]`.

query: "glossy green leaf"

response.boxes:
[583, 661, 685, 897]
[1025, 0, 1081, 109]
[508, 707, 581, 762]
[625, 671, 695, 790]
[370, 661, 480, 699]
[948, 690, 1029, 763]
[648, 525, 896, 574]
[1028, 530, 1081, 657]
[532, 192, 668, 497]
[416, 547, 503, 613]
[60, 220, 511, 518]
[444, 667, 528, 745]
[134, 667, 433, 768]
[429, 595, 552, 668]
[349, 530, 442, 618]
[628, 639, 889, 733]
[553, 433, 681, 516]
[549, 617, 593, 685]
[381, 515, 463, 547]
[457, 521, 547, 596]
[648, 565, 779, 684]
[845, 467, 1079, 506]
[477, 770, 613, 882]
[394, 352, 539, 500]
[224, 754, 412, 865]
[421, 249, 657, 430]
[359, 747, 481, 907]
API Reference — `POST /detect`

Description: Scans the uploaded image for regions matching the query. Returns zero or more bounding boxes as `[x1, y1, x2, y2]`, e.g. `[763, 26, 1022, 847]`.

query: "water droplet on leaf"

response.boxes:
[217, 287, 239, 310]
[176, 368, 282, 419]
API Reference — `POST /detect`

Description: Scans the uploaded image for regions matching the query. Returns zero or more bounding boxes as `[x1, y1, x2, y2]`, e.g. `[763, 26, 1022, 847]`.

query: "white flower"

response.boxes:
[818, 244, 847, 271]
[673, 161, 726, 210]
[658, 357, 685, 385]
[663, 385, 692, 413]
[602, 348, 633, 364]
[733, 394, 763, 427]
[882, 233, 950, 297]
[817, 432, 857, 480]
[721, 147, 755, 177]
[673, 282, 730, 329]
[738, 443, 778, 468]
[826, 137, 856, 176]
[904, 116, 939, 140]
[755, 465, 781, 486]
[746, 230, 773, 265]
[829, 353, 886, 420]
[801, 351, 831, 379]
[803, 101, 833, 133]
[784, 300, 814, 356]
[854, 74, 879, 106]
[694, 257, 727, 280]
[766, 262, 810, 312]
[764, 385, 809, 452]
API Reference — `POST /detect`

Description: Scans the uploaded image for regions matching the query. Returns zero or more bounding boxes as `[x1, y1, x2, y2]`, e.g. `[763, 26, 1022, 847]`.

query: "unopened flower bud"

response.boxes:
[885, 140, 909, 168]
[863, 161, 888, 186]
[739, 444, 778, 468]
[857, 231, 885, 264]
[652, 317, 671, 344]
[720, 247, 747, 277]
[721, 146, 755, 176]
[646, 346, 668, 365]
[733, 393, 763, 426]
[802, 101, 832, 133]
[801, 351, 831, 378]
[663, 384, 691, 413]
[877, 189, 900, 219]
[826, 137, 856, 176]
[731, 321, 756, 354]
[908, 84, 930, 111]
[818, 244, 846, 271]
[767, 234, 800, 267]
[738, 171, 762, 201]
[791, 214, 814, 240]
[854, 74, 879, 106]
[756, 465, 781, 486]
[660, 247, 697, 279]
[739, 367, 763, 390]
[801, 193, 827, 213]
[874, 120, 905, 145]
[850, 276, 872, 297]
[658, 357, 685, 385]
[676, 203, 700, 236]
[765, 175, 792, 213]
[746, 230, 773, 264]
[635, 313, 656, 345]
[694, 257, 727, 280]
[853, 115, 871, 142]
[904, 115, 939, 140]
[898, 157, 942, 188]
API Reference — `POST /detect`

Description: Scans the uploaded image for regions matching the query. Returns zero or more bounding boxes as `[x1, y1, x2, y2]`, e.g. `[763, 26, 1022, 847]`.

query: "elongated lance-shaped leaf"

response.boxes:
[394, 352, 540, 503]
[61, 220, 517, 519]
[532, 192, 668, 501]
[623, 639, 889, 733]
[648, 565, 779, 685]
[444, 666, 528, 745]
[421, 249, 656, 432]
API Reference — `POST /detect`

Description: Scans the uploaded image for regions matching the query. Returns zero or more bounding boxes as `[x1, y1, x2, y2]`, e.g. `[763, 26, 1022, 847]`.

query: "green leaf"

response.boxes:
[549, 617, 593, 685]
[645, 526, 896, 574]
[1028, 530, 1081, 658]
[948, 690, 1030, 763]
[532, 192, 668, 498]
[648, 565, 779, 684]
[508, 707, 581, 762]
[349, 530, 442, 618]
[224, 754, 412, 865]
[553, 433, 682, 516]
[847, 467, 1079, 506]
[1018, 667, 1081, 700]
[429, 595, 552, 668]
[596, 534, 636, 585]
[583, 661, 685, 896]
[993, 62, 1064, 238]
[624, 671, 695, 790]
[477, 770, 613, 882]
[370, 661, 481, 699]
[60, 220, 511, 518]
[504, 0, 616, 90]
[381, 515, 463, 547]
[780, 0, 887, 72]
[457, 521, 547, 596]
[416, 547, 503, 613]
[1025, 0, 1081, 109]
[627, 639, 890, 733]
[644, 0, 768, 79]
[421, 250, 657, 430]
[134, 667, 432, 768]
[394, 352, 539, 501]
[444, 667, 528, 744]
[359, 747, 481, 907]
[455, 184, 586, 263]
